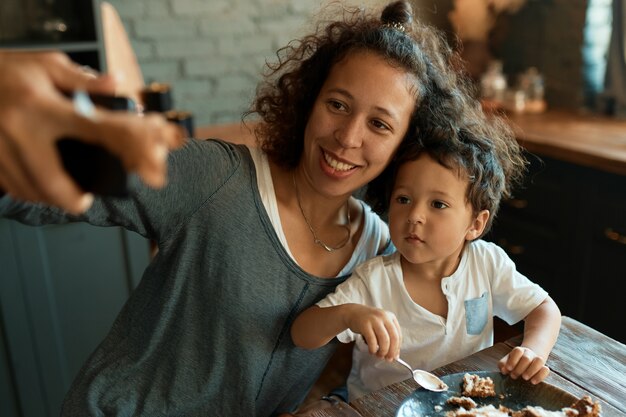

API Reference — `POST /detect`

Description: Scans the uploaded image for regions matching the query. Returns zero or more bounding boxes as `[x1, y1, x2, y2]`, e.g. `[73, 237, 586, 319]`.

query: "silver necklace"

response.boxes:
[292, 172, 351, 252]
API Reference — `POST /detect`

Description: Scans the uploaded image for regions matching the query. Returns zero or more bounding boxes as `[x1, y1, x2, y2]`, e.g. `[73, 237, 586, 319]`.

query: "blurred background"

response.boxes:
[1, 0, 620, 125]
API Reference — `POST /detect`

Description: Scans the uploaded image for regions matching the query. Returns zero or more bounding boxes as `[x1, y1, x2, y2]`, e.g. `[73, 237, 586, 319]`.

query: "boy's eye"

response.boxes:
[395, 196, 411, 205]
[432, 201, 448, 209]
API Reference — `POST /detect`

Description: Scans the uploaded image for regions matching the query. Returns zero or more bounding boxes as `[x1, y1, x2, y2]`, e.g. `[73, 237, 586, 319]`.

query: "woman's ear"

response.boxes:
[466, 209, 490, 241]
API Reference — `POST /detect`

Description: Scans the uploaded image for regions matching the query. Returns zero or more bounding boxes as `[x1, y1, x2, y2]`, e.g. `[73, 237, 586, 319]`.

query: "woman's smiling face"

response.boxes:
[300, 50, 417, 197]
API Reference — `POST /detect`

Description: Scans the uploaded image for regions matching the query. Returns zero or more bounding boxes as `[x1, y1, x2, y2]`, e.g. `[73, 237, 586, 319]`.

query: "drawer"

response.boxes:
[500, 156, 578, 226]
[486, 218, 568, 273]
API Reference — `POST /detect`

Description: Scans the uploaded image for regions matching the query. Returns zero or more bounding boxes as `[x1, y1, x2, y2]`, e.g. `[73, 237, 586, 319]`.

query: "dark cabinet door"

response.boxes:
[0, 219, 150, 417]
[0, 320, 20, 417]
[486, 155, 626, 344]
[577, 177, 626, 343]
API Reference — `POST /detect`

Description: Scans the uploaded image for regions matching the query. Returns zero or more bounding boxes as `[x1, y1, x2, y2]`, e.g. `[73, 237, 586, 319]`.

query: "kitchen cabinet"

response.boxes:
[0, 219, 149, 417]
[0, 0, 106, 72]
[0, 3, 139, 416]
[486, 154, 626, 344]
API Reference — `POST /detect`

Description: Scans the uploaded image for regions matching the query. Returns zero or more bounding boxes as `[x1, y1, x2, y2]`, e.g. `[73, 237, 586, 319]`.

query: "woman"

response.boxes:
[0, 1, 476, 415]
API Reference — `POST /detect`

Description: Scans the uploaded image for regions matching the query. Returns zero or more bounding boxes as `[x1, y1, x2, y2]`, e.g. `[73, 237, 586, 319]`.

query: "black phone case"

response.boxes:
[57, 94, 136, 197]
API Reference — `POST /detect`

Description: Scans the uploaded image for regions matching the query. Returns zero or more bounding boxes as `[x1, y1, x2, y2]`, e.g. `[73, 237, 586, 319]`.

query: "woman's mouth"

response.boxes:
[323, 150, 357, 172]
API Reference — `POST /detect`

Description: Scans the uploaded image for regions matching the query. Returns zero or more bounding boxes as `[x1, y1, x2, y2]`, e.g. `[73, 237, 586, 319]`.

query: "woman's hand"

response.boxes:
[0, 50, 185, 213]
[498, 346, 550, 384]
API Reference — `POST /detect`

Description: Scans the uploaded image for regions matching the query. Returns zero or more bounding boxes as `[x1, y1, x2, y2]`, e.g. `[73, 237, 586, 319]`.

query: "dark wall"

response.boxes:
[491, 0, 589, 110]
[412, 0, 596, 111]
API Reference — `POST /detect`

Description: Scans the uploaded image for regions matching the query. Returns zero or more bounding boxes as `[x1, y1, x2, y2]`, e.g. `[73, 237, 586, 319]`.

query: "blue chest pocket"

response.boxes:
[464, 292, 488, 335]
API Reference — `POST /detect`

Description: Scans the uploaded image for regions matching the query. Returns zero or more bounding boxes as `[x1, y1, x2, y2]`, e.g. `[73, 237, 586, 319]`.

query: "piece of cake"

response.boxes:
[446, 404, 511, 417]
[510, 406, 578, 417]
[462, 373, 496, 398]
[447, 396, 478, 409]
[570, 395, 602, 417]
[509, 395, 602, 417]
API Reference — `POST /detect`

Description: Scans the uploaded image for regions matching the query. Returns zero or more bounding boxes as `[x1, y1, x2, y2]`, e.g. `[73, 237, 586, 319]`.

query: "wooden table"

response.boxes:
[315, 317, 626, 417]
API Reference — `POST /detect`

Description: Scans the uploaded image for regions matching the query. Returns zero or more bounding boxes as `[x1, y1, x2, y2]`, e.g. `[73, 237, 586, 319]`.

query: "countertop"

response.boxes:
[506, 110, 626, 176]
[196, 110, 626, 176]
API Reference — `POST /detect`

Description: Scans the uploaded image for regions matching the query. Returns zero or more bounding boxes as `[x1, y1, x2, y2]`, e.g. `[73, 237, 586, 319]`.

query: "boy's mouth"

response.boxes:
[407, 233, 425, 243]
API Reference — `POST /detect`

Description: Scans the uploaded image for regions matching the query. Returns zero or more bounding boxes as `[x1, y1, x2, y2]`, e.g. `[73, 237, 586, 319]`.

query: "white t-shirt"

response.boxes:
[317, 240, 549, 400]
[248, 146, 392, 276]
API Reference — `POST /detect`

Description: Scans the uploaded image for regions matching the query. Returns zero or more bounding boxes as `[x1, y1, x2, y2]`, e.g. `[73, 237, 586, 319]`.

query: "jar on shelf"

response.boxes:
[480, 60, 508, 110]
[518, 67, 547, 113]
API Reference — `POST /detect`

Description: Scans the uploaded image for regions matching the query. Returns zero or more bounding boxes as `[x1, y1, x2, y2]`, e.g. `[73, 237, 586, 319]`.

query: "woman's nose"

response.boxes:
[334, 118, 363, 148]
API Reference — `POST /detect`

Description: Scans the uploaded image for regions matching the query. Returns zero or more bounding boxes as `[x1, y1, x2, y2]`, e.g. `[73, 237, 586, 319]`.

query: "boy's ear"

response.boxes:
[466, 209, 490, 241]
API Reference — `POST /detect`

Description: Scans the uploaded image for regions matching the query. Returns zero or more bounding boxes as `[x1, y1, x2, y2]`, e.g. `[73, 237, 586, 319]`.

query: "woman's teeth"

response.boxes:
[324, 152, 355, 172]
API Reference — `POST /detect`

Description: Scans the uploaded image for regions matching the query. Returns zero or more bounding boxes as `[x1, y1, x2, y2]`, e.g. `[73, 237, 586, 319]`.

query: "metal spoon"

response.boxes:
[396, 357, 448, 392]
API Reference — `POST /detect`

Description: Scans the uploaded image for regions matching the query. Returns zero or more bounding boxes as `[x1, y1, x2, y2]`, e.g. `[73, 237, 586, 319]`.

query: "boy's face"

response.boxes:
[388, 153, 488, 270]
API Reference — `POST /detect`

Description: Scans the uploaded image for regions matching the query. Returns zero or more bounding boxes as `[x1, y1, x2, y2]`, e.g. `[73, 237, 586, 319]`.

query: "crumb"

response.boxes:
[435, 404, 443, 412]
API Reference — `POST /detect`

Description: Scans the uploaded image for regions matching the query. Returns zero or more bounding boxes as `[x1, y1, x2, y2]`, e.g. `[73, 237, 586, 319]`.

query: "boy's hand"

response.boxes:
[344, 304, 401, 361]
[498, 346, 550, 384]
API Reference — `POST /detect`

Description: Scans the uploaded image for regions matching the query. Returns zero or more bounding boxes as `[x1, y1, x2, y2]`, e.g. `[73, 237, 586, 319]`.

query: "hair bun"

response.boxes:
[381, 0, 413, 27]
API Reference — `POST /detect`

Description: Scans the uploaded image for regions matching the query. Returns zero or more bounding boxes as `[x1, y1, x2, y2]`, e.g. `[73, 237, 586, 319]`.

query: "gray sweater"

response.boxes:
[0, 139, 389, 417]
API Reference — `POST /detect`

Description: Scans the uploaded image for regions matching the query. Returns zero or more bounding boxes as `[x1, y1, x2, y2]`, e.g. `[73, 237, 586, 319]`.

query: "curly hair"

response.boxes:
[364, 111, 528, 236]
[247, 0, 475, 170]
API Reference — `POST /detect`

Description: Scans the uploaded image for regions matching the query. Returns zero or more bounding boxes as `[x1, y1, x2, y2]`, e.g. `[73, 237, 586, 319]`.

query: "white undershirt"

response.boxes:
[248, 146, 391, 277]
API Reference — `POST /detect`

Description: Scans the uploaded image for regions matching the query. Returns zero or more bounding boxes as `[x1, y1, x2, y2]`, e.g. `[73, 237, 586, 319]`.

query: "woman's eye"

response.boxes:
[328, 100, 346, 112]
[371, 119, 390, 131]
[432, 201, 448, 209]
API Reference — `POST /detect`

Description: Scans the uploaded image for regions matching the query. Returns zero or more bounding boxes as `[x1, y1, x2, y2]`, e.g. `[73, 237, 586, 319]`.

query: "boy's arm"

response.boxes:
[291, 304, 401, 361]
[520, 296, 561, 359]
[499, 296, 561, 383]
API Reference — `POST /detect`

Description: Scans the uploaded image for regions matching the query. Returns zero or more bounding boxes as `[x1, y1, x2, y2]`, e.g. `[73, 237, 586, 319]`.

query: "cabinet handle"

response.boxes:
[604, 228, 626, 245]
[507, 199, 528, 209]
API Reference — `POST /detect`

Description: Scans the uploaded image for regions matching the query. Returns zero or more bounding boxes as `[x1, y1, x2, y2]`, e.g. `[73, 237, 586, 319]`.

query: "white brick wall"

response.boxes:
[106, 0, 383, 126]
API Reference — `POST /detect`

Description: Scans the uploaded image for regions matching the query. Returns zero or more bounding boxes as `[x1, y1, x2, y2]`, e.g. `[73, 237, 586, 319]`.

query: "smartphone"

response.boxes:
[56, 94, 136, 197]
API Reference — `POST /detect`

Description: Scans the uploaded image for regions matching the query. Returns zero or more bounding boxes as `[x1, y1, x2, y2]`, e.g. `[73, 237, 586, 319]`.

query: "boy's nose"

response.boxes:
[407, 207, 425, 225]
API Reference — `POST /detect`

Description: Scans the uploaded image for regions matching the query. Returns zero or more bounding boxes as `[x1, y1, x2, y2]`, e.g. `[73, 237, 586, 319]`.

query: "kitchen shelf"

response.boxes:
[0, 0, 105, 71]
[1, 41, 101, 52]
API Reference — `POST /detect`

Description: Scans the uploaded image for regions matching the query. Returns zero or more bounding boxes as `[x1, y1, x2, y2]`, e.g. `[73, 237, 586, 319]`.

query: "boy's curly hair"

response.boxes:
[364, 110, 527, 236]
